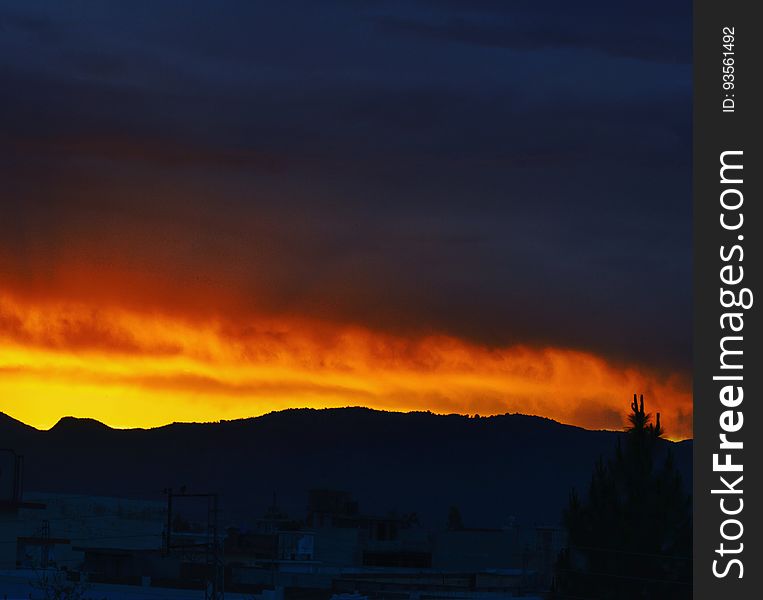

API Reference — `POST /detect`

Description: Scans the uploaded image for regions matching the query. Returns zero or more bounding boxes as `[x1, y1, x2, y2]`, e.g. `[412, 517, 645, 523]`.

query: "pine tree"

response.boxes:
[447, 505, 464, 531]
[552, 395, 692, 599]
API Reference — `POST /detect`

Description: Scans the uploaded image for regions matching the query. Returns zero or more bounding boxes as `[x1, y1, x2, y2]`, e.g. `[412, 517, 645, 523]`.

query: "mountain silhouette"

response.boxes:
[1, 407, 691, 528]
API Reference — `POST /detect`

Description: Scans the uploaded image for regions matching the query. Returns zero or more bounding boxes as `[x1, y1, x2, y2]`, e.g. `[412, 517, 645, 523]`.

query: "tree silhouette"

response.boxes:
[447, 505, 464, 531]
[552, 395, 691, 599]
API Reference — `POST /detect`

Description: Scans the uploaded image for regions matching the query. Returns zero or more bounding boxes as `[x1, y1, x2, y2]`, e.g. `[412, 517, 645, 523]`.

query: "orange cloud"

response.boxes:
[0, 292, 692, 438]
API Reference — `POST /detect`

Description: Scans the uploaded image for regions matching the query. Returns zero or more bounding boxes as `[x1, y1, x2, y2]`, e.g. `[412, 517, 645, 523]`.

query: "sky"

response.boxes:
[0, 0, 693, 438]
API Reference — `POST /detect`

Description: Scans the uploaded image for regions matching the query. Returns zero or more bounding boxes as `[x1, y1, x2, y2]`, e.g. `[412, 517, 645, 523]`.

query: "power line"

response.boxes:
[0, 533, 164, 546]
[568, 544, 691, 561]
[556, 567, 691, 587]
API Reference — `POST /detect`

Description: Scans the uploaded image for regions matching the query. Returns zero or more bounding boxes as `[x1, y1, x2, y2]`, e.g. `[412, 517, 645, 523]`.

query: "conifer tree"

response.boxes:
[552, 395, 692, 599]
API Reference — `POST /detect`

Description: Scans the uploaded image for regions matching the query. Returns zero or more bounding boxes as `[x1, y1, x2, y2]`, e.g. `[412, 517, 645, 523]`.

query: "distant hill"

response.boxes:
[0, 407, 691, 528]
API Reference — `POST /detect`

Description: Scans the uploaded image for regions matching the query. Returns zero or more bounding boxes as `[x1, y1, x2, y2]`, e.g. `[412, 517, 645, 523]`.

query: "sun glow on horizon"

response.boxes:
[0, 292, 692, 439]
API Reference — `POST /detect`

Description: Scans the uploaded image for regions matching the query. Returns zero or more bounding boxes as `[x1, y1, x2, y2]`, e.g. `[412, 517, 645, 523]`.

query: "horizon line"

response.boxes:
[0, 405, 693, 442]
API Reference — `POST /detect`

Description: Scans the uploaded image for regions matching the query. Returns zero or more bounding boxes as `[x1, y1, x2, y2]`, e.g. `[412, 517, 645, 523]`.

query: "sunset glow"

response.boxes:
[1, 0, 693, 455]
[0, 292, 692, 438]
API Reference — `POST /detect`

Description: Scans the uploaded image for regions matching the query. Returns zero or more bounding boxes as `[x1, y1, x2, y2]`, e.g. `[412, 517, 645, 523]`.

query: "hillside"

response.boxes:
[0, 407, 692, 528]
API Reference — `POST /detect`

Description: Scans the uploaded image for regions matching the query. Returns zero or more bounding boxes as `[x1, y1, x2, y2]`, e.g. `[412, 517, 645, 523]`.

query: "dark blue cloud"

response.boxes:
[0, 0, 691, 370]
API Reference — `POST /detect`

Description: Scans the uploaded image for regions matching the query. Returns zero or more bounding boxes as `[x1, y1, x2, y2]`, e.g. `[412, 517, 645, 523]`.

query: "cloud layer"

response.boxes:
[0, 293, 691, 438]
[0, 1, 692, 434]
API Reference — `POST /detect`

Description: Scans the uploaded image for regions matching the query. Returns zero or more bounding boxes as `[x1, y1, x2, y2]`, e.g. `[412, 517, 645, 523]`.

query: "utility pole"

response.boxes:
[40, 520, 50, 568]
[205, 493, 224, 600]
[164, 488, 173, 557]
[163, 489, 224, 600]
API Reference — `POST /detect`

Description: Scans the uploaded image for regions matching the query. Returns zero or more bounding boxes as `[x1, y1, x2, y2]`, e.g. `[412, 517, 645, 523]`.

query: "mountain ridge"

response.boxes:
[0, 406, 694, 438]
[0, 407, 692, 528]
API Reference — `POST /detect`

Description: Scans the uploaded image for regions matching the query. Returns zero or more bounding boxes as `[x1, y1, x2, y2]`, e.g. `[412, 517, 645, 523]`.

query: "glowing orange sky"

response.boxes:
[0, 290, 692, 439]
[0, 0, 693, 446]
